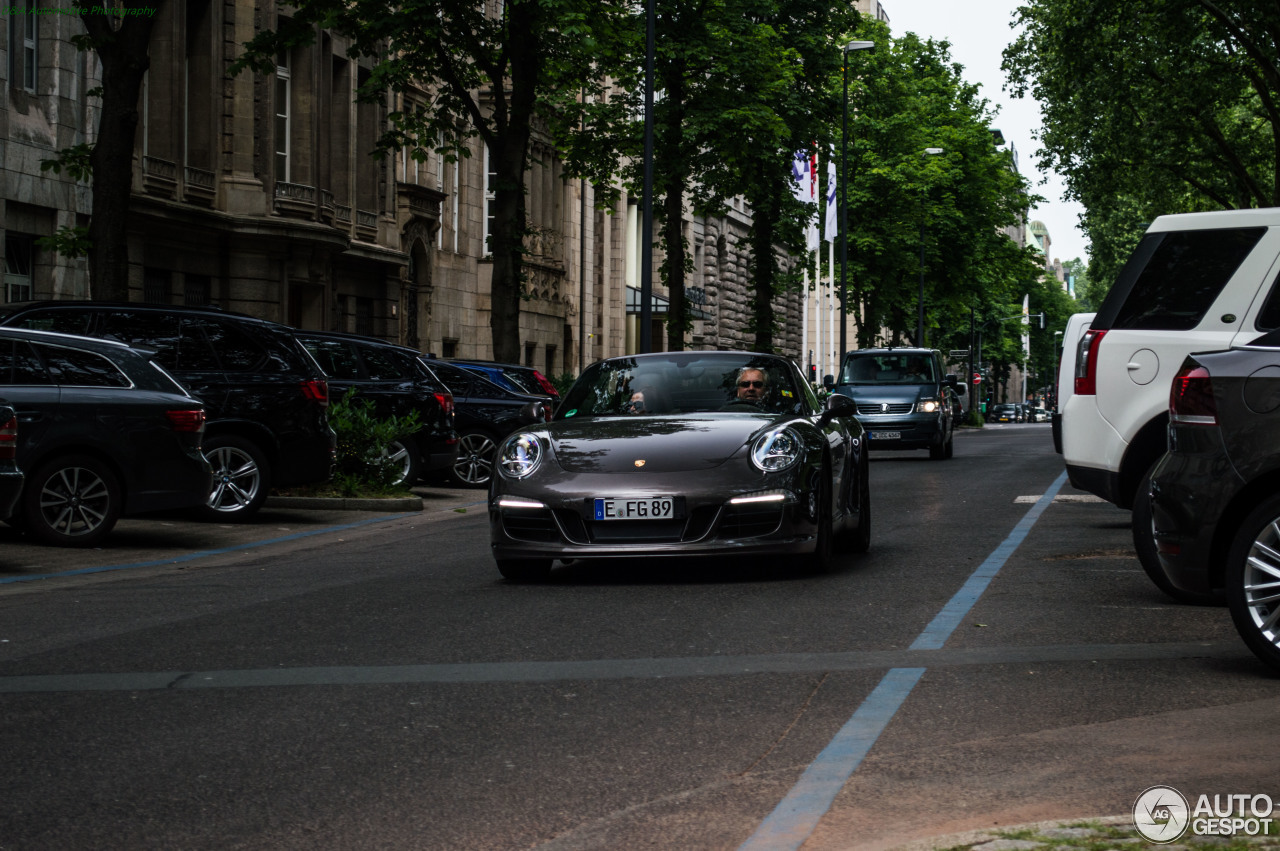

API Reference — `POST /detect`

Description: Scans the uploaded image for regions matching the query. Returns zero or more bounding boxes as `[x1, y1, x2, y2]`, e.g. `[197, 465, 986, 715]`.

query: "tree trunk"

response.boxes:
[82, 9, 156, 301]
[662, 179, 686, 352]
[747, 169, 781, 353]
[487, 4, 540, 364]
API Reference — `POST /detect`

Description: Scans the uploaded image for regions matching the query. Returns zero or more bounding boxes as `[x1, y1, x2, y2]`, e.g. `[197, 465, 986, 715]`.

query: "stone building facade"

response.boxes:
[2, 1, 808, 380]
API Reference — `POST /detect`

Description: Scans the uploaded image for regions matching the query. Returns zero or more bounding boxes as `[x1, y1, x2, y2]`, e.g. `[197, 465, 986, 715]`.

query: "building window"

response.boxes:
[275, 51, 291, 182]
[144, 268, 172, 304]
[8, 0, 38, 93]
[4, 234, 34, 302]
[185, 274, 211, 306]
[484, 144, 497, 256]
[545, 345, 556, 376]
[524, 342, 535, 367]
[442, 339, 457, 358]
[355, 297, 374, 337]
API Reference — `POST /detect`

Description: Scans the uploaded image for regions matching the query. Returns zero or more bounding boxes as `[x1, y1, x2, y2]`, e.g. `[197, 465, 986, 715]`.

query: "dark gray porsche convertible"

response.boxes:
[489, 351, 870, 581]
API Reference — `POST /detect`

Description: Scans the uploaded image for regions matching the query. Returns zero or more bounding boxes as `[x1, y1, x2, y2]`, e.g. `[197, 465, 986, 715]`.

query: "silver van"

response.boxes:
[828, 347, 958, 460]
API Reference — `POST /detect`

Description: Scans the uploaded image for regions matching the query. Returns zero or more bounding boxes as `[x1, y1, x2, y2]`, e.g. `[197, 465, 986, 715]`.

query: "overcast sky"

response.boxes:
[885, 0, 1089, 264]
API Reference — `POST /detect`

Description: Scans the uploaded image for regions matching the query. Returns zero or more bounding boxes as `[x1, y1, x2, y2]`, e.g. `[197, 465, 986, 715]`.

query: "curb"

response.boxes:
[265, 496, 424, 512]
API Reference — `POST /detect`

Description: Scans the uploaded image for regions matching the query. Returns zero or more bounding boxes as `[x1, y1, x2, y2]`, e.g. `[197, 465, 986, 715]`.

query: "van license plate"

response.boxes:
[871, 431, 901, 440]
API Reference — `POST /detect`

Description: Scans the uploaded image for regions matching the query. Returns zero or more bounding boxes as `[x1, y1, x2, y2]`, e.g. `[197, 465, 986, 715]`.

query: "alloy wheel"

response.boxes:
[206, 443, 262, 513]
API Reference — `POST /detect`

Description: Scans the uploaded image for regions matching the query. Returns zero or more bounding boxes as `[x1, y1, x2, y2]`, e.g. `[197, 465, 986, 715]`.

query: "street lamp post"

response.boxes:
[838, 40, 875, 369]
[917, 147, 943, 346]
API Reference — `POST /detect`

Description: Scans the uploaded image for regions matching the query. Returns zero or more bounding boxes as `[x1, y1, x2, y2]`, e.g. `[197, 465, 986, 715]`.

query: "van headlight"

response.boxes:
[751, 427, 803, 472]
[916, 397, 940, 413]
[497, 432, 543, 478]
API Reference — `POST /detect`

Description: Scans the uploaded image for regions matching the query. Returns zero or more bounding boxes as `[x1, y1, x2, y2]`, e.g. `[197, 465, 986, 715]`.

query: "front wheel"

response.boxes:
[805, 464, 836, 573]
[842, 448, 871, 554]
[199, 435, 270, 521]
[23, 455, 122, 547]
[1226, 494, 1280, 672]
[1132, 460, 1218, 605]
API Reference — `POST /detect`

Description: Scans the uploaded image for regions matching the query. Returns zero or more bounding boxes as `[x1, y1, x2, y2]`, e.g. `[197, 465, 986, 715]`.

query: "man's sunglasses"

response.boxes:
[737, 380, 765, 389]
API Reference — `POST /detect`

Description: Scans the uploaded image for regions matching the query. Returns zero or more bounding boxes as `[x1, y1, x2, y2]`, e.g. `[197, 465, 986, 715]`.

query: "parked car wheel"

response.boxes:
[1133, 461, 1219, 605]
[384, 437, 420, 487]
[497, 558, 553, 583]
[449, 429, 497, 488]
[201, 435, 270, 520]
[24, 454, 122, 547]
[1226, 493, 1280, 672]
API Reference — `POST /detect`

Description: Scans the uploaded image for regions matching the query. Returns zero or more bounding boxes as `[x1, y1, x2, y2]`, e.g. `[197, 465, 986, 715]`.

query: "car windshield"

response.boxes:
[839, 353, 936, 385]
[557, 353, 804, 418]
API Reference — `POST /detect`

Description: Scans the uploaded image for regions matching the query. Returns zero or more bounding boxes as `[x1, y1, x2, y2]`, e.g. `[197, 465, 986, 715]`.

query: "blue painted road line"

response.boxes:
[0, 512, 420, 585]
[740, 471, 1068, 851]
[737, 667, 927, 851]
[911, 471, 1068, 650]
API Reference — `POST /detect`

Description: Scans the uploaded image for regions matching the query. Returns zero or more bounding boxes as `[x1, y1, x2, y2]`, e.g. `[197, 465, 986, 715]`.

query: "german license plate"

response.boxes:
[594, 497, 675, 520]
[871, 431, 901, 440]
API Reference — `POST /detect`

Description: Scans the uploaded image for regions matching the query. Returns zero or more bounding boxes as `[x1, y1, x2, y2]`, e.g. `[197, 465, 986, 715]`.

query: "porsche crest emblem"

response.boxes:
[634, 459, 646, 467]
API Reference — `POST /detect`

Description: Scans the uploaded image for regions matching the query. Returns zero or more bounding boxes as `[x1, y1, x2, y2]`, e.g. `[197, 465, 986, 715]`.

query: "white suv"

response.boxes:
[1061, 208, 1280, 602]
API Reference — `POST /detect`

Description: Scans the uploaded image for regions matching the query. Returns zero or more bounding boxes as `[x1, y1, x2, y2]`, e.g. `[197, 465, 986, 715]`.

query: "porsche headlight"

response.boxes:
[750, 427, 803, 473]
[916, 397, 940, 413]
[497, 432, 543, 478]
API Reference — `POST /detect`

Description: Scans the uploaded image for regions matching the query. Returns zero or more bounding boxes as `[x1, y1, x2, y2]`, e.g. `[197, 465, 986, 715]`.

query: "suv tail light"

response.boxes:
[301, 378, 330, 407]
[1170, 362, 1217, 425]
[1074, 328, 1106, 395]
[532, 370, 559, 398]
[433, 391, 455, 418]
[0, 414, 16, 460]
[166, 409, 206, 433]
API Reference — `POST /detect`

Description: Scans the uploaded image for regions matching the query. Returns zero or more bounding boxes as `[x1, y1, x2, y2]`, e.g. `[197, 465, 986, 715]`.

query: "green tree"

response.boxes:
[1004, 0, 1280, 289]
[845, 28, 1041, 349]
[233, 0, 630, 363]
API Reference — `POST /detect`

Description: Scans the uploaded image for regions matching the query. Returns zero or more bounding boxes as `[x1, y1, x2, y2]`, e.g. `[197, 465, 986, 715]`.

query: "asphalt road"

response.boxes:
[0, 423, 1276, 850]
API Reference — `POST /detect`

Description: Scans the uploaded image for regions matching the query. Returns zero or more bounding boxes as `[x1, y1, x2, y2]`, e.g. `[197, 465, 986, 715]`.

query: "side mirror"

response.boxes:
[822, 374, 835, 389]
[517, 400, 547, 425]
[819, 392, 857, 425]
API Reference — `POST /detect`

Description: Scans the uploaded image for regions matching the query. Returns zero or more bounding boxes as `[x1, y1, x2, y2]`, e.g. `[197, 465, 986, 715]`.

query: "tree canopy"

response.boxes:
[1004, 0, 1280, 293]
[842, 25, 1043, 352]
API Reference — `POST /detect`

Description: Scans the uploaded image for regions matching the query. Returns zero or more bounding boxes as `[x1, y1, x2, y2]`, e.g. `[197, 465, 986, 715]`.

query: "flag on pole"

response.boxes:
[792, 150, 820, 251]
[824, 149, 838, 242]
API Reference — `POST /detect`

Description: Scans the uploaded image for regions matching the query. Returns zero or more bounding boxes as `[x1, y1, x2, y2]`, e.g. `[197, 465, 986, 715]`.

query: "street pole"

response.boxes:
[838, 41, 874, 368]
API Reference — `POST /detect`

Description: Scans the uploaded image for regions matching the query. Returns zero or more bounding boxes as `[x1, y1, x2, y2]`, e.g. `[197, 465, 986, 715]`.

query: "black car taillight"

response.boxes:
[166, 409, 206, 433]
[1170, 362, 1217, 425]
[0, 414, 16, 460]
[1074, 328, 1106, 395]
[301, 378, 329, 407]
[433, 391, 455, 417]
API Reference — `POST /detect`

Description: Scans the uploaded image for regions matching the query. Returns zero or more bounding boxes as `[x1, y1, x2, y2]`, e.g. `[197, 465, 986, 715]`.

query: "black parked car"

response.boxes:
[1151, 330, 1280, 665]
[445, 359, 560, 403]
[0, 328, 213, 546]
[295, 331, 457, 485]
[420, 359, 551, 488]
[0, 404, 23, 522]
[0, 302, 335, 520]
